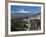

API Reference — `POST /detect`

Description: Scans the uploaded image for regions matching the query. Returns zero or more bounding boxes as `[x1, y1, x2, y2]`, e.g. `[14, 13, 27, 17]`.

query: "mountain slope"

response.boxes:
[11, 12, 40, 19]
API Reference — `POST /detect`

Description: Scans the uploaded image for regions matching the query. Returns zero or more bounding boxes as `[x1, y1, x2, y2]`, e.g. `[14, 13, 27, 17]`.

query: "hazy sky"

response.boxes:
[11, 5, 41, 13]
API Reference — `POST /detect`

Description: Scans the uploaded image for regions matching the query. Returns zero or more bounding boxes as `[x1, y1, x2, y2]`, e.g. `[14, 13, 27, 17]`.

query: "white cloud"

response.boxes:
[11, 11, 15, 13]
[16, 9, 32, 13]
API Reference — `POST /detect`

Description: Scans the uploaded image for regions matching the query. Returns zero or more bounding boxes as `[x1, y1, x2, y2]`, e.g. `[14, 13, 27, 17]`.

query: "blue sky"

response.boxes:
[11, 5, 41, 13]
